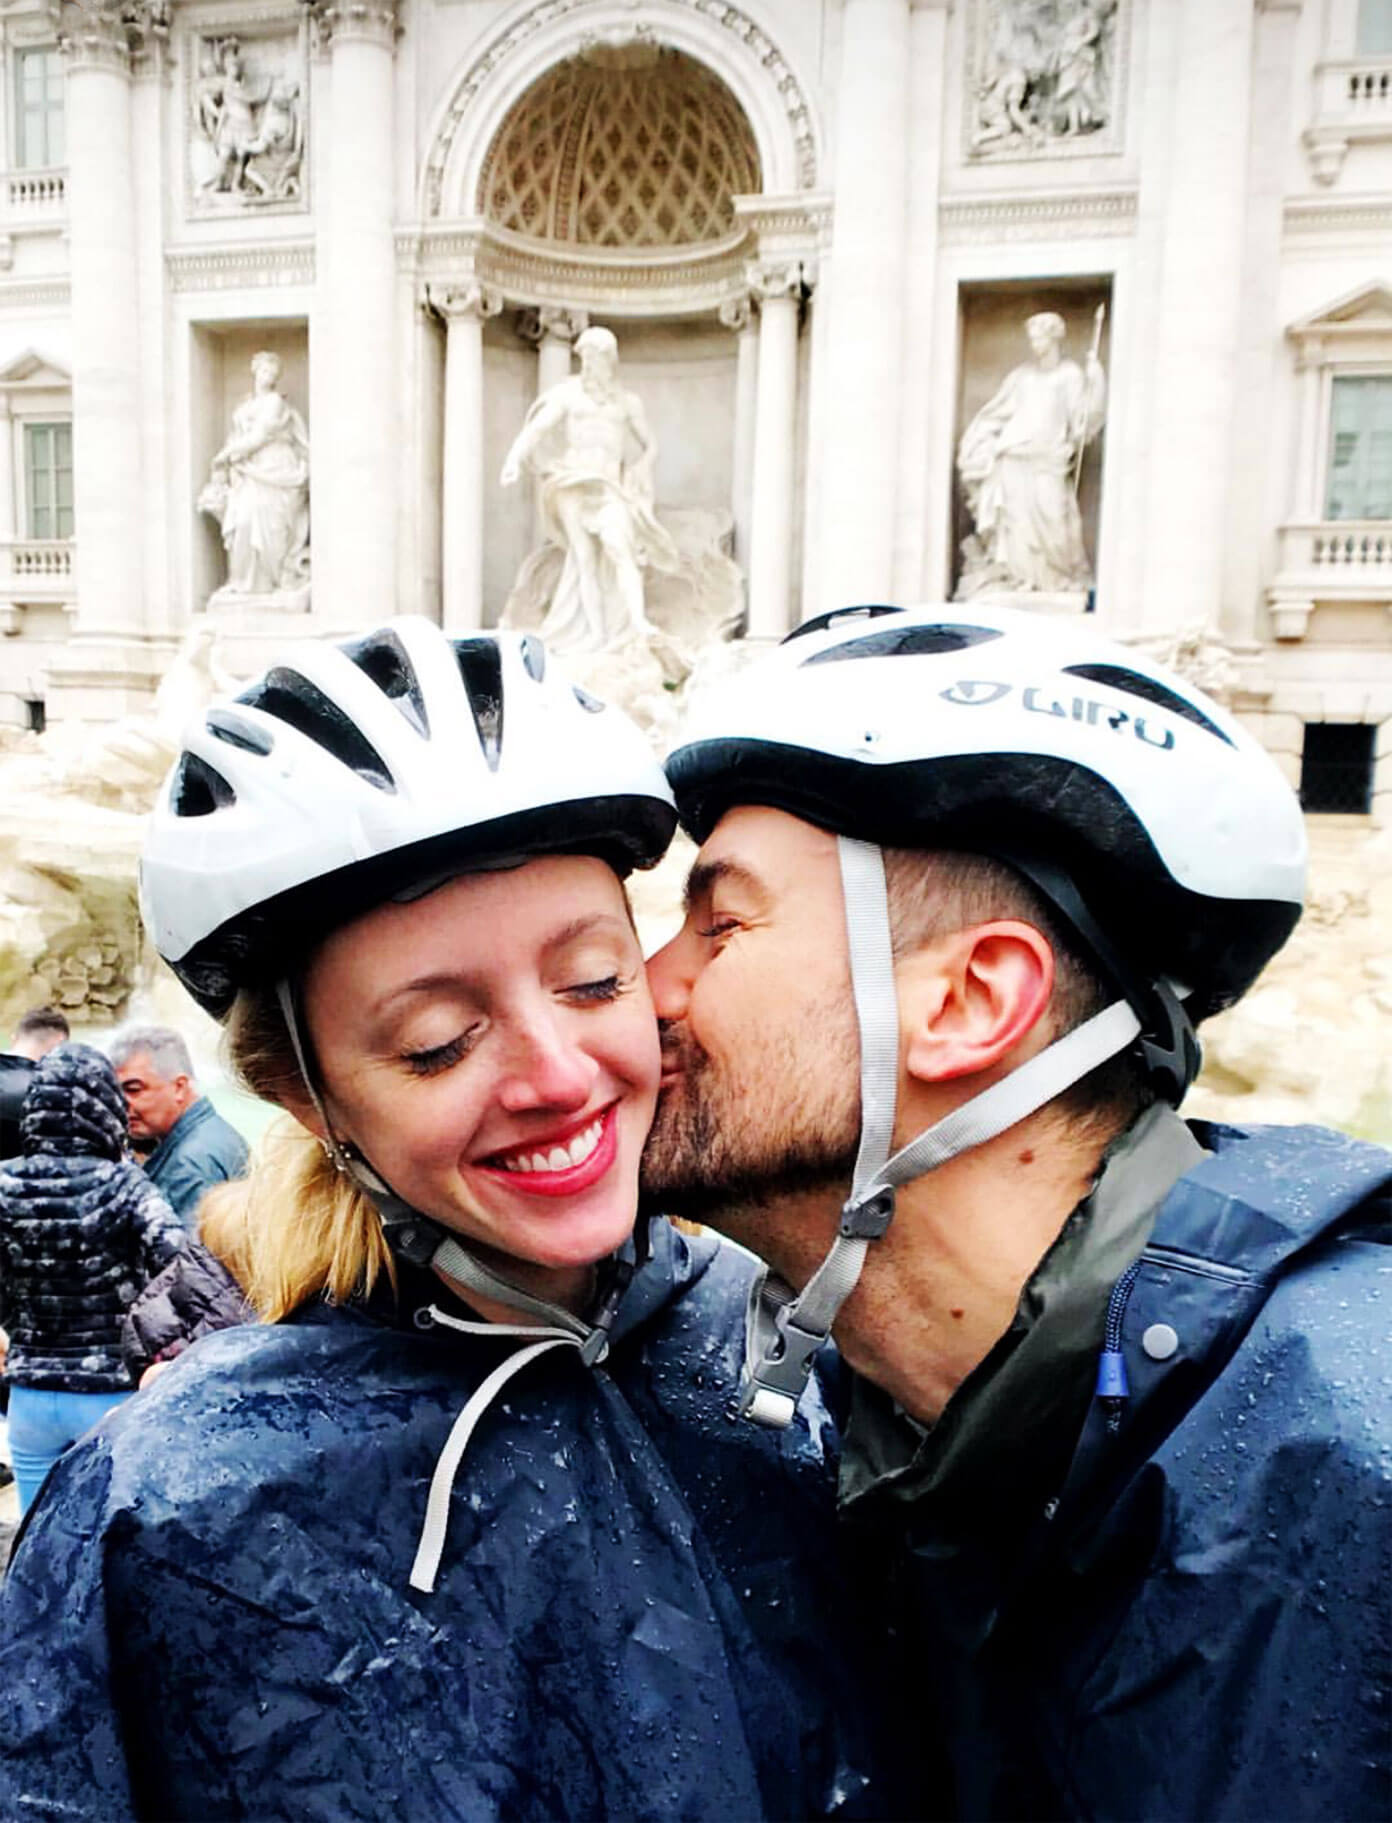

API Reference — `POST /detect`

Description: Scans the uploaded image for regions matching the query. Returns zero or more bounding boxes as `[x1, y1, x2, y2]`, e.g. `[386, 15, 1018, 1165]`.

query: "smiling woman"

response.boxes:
[0, 618, 910, 1823]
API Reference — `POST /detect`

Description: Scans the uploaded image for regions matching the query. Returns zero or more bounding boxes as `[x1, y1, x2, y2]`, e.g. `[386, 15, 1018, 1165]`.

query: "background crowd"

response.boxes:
[0, 1008, 252, 1535]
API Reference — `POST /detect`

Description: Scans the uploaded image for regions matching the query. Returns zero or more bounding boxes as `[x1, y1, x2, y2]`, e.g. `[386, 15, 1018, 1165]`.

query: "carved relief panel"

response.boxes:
[187, 20, 307, 214]
[966, 0, 1128, 162]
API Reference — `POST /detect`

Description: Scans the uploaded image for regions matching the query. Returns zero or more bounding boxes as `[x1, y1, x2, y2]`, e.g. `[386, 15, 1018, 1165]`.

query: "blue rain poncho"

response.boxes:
[0, 1218, 912, 1821]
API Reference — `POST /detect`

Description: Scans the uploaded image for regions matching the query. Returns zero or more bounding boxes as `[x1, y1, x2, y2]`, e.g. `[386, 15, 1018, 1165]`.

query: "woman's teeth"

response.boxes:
[494, 1116, 603, 1174]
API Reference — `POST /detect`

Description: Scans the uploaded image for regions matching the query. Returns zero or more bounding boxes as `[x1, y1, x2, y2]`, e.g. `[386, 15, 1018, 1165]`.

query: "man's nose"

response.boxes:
[645, 932, 695, 1023]
[494, 1013, 599, 1115]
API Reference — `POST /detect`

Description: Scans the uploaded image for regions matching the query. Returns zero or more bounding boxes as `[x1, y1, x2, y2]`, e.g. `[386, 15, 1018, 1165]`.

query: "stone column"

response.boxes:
[432, 282, 502, 632]
[816, 0, 911, 612]
[746, 262, 802, 639]
[1139, 0, 1256, 635]
[0, 397, 16, 547]
[532, 308, 586, 542]
[59, 1, 145, 640]
[1293, 340, 1325, 521]
[720, 295, 758, 571]
[316, 0, 398, 626]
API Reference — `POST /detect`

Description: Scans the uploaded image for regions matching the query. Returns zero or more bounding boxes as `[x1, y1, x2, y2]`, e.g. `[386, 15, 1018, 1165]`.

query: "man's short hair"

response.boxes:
[14, 1006, 69, 1044]
[882, 847, 1152, 1130]
[109, 1024, 196, 1084]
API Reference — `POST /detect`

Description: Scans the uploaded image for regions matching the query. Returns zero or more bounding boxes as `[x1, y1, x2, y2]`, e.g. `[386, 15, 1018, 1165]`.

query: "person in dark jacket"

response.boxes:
[109, 1024, 249, 1219]
[641, 603, 1392, 1823]
[120, 1177, 254, 1386]
[0, 1043, 185, 1513]
[0, 620, 910, 1822]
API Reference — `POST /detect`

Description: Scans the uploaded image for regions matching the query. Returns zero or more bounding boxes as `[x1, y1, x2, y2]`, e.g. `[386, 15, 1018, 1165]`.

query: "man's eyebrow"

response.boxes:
[683, 857, 765, 913]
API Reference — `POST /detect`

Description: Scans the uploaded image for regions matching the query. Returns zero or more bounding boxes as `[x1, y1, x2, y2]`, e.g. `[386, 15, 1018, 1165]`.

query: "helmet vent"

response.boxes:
[802, 623, 1002, 667]
[573, 686, 606, 714]
[170, 751, 235, 817]
[1061, 665, 1234, 745]
[206, 708, 273, 756]
[521, 635, 546, 682]
[341, 629, 429, 738]
[783, 604, 904, 645]
[452, 638, 504, 770]
[236, 668, 397, 791]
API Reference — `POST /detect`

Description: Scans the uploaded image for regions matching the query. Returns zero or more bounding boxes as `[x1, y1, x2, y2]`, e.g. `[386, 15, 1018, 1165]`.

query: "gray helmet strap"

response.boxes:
[738, 837, 1144, 1428]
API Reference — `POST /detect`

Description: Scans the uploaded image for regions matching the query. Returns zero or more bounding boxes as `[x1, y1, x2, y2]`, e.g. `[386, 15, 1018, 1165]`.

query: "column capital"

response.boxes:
[428, 280, 503, 324]
[58, 0, 168, 74]
[517, 305, 589, 348]
[719, 295, 754, 333]
[747, 259, 804, 305]
[317, 0, 399, 51]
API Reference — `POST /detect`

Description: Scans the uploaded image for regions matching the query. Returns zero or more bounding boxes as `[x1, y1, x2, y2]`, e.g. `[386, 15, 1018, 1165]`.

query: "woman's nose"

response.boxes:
[493, 1014, 599, 1115]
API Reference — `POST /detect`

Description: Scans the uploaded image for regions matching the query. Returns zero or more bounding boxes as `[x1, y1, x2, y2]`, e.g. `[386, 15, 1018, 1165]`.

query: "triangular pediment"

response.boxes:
[1288, 282, 1392, 341]
[0, 349, 70, 391]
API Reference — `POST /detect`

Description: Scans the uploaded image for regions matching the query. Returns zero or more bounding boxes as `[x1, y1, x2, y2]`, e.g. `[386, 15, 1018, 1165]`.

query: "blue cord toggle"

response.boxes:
[1096, 1349, 1129, 1400]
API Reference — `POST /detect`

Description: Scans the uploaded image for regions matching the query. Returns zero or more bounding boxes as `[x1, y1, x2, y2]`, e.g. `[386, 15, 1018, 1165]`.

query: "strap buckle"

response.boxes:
[737, 1306, 826, 1428]
[840, 1185, 895, 1240]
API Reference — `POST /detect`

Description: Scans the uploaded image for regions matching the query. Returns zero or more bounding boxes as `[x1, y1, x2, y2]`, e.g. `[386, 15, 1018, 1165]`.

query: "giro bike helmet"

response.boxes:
[666, 602, 1307, 1424]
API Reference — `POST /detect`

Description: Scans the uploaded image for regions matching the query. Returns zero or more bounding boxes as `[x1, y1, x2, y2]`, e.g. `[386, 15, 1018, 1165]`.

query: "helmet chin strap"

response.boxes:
[738, 838, 1146, 1428]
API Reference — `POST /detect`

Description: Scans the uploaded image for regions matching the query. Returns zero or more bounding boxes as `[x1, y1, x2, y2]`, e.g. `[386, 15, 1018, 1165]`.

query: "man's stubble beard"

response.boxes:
[639, 993, 861, 1223]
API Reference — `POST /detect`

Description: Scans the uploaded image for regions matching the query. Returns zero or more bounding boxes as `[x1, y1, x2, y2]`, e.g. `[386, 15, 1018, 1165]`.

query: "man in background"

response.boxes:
[0, 1007, 69, 1160]
[110, 1025, 248, 1226]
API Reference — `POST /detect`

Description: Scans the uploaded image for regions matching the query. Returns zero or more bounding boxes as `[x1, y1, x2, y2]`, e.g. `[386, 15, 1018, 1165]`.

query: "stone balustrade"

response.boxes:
[1267, 520, 1392, 641]
[0, 541, 76, 618]
[1305, 59, 1392, 180]
[6, 169, 66, 213]
[1315, 58, 1392, 119]
[1282, 519, 1392, 573]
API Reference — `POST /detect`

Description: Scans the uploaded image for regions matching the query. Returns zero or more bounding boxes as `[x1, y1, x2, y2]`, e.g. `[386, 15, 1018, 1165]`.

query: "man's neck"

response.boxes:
[717, 1109, 1115, 1425]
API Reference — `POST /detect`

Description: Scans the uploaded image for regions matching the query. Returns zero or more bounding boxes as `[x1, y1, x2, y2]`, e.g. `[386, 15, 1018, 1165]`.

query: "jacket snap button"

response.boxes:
[1142, 1322, 1179, 1361]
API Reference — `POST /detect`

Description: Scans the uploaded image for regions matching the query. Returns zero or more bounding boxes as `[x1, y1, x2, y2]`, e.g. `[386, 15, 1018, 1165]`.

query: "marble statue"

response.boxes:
[499, 325, 679, 654]
[956, 308, 1106, 600]
[971, 0, 1118, 153]
[193, 37, 304, 204]
[198, 351, 310, 605]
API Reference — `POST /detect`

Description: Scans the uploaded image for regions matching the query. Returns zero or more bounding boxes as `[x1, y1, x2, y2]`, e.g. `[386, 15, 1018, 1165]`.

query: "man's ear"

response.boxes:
[900, 921, 1055, 1085]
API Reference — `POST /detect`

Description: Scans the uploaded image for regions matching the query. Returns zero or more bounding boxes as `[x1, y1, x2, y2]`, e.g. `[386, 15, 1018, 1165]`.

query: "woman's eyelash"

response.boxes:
[402, 1032, 475, 1076]
[567, 974, 622, 1003]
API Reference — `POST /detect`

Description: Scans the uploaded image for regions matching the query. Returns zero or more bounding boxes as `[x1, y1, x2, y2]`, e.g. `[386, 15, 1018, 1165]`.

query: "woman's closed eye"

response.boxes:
[564, 973, 623, 1004]
[401, 1029, 479, 1076]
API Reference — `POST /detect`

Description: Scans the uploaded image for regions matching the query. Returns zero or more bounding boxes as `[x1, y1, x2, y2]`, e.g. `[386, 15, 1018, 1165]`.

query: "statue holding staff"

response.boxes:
[956, 305, 1106, 599]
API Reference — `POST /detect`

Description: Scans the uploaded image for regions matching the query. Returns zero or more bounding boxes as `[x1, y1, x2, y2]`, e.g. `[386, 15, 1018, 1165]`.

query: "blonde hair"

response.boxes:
[223, 981, 394, 1323]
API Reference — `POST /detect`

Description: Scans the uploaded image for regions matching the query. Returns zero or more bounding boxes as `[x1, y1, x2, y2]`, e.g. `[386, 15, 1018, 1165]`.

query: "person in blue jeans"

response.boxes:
[0, 1043, 184, 1513]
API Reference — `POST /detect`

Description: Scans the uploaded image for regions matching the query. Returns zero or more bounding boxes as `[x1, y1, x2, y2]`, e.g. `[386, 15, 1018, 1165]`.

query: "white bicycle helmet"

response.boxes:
[142, 617, 677, 1019]
[665, 603, 1307, 1425]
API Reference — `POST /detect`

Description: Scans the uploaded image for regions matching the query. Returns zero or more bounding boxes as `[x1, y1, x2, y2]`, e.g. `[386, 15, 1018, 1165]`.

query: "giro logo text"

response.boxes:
[939, 681, 1176, 751]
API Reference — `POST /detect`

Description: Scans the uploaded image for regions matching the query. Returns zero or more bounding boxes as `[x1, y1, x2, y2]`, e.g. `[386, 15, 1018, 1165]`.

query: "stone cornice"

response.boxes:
[0, 278, 70, 308]
[939, 187, 1138, 243]
[165, 240, 315, 292]
[399, 217, 757, 318]
[1283, 197, 1392, 241]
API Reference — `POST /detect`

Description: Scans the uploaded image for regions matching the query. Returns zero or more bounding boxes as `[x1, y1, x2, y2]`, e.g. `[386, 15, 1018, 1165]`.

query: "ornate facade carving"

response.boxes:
[967, 0, 1124, 161]
[190, 32, 306, 209]
[165, 242, 315, 291]
[478, 47, 760, 248]
[428, 281, 504, 323]
[57, 0, 169, 72]
[425, 0, 818, 218]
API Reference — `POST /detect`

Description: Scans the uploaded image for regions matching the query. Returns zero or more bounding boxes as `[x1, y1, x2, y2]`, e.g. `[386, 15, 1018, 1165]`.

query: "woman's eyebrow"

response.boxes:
[542, 912, 633, 954]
